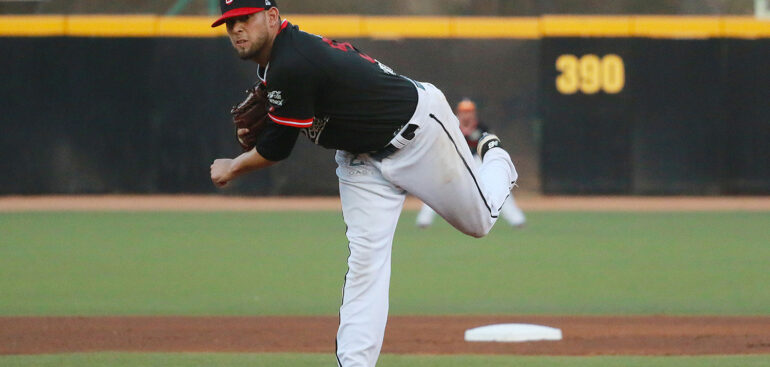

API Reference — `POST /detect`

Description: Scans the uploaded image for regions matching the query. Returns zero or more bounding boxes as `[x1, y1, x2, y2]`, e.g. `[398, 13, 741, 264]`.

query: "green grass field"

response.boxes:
[1, 210, 768, 366]
[1, 211, 768, 315]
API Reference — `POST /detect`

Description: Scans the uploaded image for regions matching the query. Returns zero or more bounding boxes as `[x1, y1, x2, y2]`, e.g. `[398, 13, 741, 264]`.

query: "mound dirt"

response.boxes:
[2, 315, 769, 355]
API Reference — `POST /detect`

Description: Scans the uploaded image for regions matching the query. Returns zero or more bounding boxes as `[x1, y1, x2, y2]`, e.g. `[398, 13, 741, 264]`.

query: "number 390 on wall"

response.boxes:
[556, 54, 625, 95]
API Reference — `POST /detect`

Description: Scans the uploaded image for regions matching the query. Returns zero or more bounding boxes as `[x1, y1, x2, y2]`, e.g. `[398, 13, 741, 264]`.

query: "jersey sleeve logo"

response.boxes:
[301, 116, 329, 145]
[267, 90, 284, 106]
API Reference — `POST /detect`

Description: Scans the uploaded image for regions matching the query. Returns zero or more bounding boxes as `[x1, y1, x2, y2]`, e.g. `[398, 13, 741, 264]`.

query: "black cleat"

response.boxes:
[477, 133, 502, 160]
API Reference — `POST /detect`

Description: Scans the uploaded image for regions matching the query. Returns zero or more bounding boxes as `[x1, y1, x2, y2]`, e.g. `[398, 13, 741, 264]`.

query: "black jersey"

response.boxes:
[255, 21, 419, 161]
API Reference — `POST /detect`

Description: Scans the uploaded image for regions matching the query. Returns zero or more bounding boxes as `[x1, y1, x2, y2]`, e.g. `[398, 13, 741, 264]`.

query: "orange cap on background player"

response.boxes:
[456, 98, 476, 113]
[211, 0, 277, 28]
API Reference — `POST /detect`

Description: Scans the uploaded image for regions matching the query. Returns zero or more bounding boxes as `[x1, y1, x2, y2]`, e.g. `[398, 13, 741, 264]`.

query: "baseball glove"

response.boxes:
[231, 82, 270, 151]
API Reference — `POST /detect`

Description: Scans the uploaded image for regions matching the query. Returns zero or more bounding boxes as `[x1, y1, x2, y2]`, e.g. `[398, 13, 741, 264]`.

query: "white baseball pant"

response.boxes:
[334, 82, 516, 367]
[416, 154, 526, 228]
[417, 194, 526, 228]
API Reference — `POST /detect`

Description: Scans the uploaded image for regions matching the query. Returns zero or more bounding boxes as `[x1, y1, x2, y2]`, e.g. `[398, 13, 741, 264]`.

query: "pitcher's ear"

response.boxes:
[269, 8, 281, 27]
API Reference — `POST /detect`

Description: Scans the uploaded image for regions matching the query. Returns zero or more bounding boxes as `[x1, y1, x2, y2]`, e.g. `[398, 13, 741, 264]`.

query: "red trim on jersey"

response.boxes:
[268, 113, 314, 128]
[211, 7, 266, 27]
[279, 20, 289, 32]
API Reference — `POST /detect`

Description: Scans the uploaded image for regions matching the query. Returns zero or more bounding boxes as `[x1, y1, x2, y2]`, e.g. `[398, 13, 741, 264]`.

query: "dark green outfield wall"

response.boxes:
[0, 37, 540, 195]
[540, 37, 770, 194]
[722, 40, 770, 194]
[0, 36, 767, 195]
[2, 37, 262, 194]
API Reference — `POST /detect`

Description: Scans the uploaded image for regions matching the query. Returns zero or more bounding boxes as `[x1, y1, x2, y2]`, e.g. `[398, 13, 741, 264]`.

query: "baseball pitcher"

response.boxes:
[208, 1, 518, 366]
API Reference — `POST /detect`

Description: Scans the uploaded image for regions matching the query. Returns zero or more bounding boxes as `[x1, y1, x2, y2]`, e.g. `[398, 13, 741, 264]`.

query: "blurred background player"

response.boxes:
[416, 99, 526, 228]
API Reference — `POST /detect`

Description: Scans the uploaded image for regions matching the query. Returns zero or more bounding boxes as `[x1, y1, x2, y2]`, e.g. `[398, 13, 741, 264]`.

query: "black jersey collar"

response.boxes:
[256, 20, 290, 85]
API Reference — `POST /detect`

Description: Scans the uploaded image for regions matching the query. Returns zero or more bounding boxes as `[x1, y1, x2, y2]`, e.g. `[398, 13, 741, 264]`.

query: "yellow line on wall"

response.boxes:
[288, 15, 363, 38]
[454, 17, 540, 39]
[0, 15, 66, 36]
[541, 16, 633, 37]
[634, 16, 722, 39]
[155, 16, 225, 37]
[1, 15, 769, 39]
[66, 15, 158, 37]
[723, 16, 770, 38]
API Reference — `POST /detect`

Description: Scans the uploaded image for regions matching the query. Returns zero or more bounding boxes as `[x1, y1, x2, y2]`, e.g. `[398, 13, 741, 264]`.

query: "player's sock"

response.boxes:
[477, 133, 502, 161]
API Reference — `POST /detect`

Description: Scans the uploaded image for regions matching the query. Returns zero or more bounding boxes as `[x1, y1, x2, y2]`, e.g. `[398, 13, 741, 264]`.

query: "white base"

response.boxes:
[464, 323, 562, 343]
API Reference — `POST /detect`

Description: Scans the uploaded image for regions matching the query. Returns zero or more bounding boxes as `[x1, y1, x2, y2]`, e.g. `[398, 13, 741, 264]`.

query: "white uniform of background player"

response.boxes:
[208, 3, 518, 365]
[416, 99, 526, 228]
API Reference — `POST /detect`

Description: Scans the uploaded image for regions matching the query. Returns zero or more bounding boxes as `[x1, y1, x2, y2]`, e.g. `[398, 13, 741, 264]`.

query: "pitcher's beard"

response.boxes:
[233, 39, 262, 60]
[237, 47, 259, 60]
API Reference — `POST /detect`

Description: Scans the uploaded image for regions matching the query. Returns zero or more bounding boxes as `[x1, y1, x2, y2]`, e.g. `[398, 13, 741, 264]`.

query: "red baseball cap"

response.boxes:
[211, 0, 276, 28]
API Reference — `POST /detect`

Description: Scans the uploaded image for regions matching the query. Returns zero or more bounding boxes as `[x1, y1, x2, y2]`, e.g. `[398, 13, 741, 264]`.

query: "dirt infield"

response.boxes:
[2, 316, 770, 356]
[1, 195, 769, 212]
